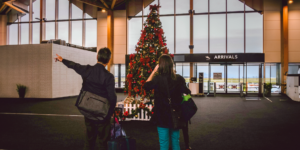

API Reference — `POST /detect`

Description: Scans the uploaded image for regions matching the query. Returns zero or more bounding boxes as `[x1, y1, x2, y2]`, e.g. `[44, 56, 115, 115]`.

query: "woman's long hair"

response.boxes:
[158, 55, 176, 80]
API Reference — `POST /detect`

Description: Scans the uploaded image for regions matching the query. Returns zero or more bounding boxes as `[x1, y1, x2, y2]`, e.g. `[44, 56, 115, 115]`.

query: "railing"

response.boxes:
[122, 103, 153, 121]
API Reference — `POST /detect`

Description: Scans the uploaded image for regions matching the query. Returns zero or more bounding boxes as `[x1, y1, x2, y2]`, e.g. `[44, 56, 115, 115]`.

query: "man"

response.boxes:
[55, 47, 117, 150]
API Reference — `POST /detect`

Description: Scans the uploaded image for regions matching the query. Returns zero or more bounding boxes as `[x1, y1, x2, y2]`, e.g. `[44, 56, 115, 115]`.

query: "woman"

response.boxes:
[144, 55, 191, 150]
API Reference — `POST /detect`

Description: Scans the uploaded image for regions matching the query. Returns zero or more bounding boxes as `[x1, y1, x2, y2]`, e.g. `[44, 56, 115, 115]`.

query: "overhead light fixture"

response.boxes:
[102, 9, 106, 12]
[289, 0, 293, 4]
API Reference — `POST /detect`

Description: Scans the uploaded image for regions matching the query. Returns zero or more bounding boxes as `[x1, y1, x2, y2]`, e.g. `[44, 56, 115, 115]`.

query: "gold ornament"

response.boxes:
[135, 115, 138, 118]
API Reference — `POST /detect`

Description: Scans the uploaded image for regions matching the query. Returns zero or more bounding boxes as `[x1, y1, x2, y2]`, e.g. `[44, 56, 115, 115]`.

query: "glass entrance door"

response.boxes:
[227, 64, 244, 93]
[210, 64, 226, 93]
[246, 63, 260, 93]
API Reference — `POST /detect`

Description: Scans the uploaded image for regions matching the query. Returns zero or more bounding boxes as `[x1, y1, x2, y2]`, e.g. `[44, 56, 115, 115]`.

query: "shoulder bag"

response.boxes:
[75, 69, 110, 121]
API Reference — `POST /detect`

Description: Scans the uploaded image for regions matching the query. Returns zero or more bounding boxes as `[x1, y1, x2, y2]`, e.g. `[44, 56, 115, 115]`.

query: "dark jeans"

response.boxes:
[84, 117, 111, 150]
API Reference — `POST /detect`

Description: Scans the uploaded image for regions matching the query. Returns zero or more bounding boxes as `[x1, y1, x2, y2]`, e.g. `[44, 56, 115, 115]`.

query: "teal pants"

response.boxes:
[157, 127, 180, 150]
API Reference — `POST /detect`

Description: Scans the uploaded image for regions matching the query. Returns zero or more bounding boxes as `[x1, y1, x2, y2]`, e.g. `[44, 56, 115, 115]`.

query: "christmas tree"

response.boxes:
[124, 4, 173, 102]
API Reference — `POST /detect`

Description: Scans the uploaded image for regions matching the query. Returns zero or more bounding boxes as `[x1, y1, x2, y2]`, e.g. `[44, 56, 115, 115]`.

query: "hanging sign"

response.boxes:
[213, 73, 222, 80]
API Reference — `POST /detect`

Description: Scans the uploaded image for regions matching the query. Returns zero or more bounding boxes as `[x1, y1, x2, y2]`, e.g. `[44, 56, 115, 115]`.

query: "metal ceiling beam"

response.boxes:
[100, 0, 109, 9]
[111, 0, 116, 9]
[76, 0, 106, 9]
[0, 3, 6, 12]
[4, 1, 26, 14]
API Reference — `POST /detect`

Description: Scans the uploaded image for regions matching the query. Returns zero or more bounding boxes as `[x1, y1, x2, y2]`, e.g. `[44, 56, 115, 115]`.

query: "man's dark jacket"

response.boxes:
[62, 59, 117, 123]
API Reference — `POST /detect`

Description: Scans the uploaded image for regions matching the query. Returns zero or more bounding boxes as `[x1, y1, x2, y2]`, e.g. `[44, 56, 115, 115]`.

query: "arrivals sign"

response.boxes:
[208, 55, 238, 60]
[172, 53, 265, 63]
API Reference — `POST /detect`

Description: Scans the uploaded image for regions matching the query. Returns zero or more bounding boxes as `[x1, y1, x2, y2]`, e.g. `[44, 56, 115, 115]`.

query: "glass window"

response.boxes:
[175, 63, 183, 76]
[58, 22, 69, 43]
[21, 23, 29, 44]
[183, 63, 190, 83]
[288, 65, 300, 74]
[85, 20, 97, 47]
[143, 0, 158, 16]
[46, 0, 55, 20]
[175, 16, 189, 54]
[32, 23, 40, 44]
[33, 0, 40, 20]
[115, 65, 119, 87]
[210, 0, 226, 12]
[210, 14, 226, 53]
[194, 0, 208, 13]
[72, 21, 82, 45]
[21, 13, 29, 22]
[160, 16, 174, 54]
[46, 22, 55, 40]
[227, 0, 244, 12]
[9, 24, 18, 45]
[194, 15, 208, 53]
[121, 65, 126, 88]
[59, 0, 69, 20]
[271, 66, 277, 84]
[265, 65, 271, 83]
[246, 13, 263, 53]
[128, 18, 142, 54]
[160, 0, 174, 15]
[72, 3, 83, 19]
[228, 13, 244, 53]
[176, 0, 189, 14]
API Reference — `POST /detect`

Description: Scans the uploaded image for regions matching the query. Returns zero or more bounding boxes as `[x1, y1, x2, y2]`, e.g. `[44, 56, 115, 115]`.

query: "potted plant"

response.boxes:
[264, 83, 272, 97]
[16, 84, 27, 98]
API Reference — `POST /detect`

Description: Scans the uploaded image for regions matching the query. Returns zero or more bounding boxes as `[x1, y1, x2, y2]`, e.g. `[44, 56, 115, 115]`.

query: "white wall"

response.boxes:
[52, 44, 96, 98]
[0, 44, 96, 98]
[0, 44, 52, 98]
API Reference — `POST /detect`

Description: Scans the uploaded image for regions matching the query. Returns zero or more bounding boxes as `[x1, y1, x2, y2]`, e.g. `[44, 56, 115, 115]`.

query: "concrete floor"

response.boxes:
[0, 94, 300, 150]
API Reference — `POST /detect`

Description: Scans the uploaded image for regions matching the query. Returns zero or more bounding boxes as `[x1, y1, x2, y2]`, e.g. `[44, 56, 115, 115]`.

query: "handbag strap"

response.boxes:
[163, 76, 171, 104]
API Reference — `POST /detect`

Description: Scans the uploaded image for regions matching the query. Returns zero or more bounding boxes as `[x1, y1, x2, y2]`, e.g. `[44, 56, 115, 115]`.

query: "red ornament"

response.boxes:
[164, 43, 167, 46]
[151, 112, 154, 115]
[134, 62, 136, 64]
[148, 71, 151, 73]
[170, 54, 174, 58]
[145, 26, 148, 28]
[139, 76, 141, 78]
[153, 60, 155, 62]
[122, 117, 126, 121]
[124, 111, 129, 117]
